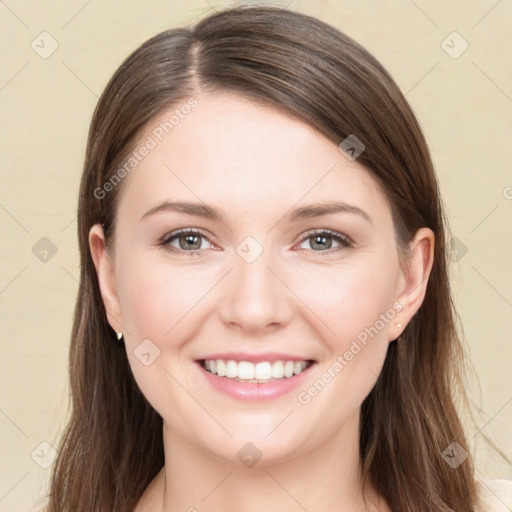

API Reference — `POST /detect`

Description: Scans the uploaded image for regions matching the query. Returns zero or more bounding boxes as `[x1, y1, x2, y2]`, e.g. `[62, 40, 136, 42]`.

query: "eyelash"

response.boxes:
[159, 228, 353, 257]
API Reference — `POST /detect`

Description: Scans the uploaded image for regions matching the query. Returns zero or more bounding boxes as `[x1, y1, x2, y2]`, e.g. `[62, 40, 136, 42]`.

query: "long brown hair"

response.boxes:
[42, 5, 487, 511]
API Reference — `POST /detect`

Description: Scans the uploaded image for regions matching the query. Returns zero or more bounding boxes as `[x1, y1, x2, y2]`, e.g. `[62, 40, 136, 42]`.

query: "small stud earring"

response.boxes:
[396, 323, 403, 328]
[116, 332, 123, 341]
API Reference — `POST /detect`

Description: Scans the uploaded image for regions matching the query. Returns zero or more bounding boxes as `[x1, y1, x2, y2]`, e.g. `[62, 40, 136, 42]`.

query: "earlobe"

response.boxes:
[389, 227, 435, 342]
[88, 224, 125, 333]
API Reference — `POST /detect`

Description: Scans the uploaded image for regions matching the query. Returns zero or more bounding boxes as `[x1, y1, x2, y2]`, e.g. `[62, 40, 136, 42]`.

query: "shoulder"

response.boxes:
[475, 476, 512, 512]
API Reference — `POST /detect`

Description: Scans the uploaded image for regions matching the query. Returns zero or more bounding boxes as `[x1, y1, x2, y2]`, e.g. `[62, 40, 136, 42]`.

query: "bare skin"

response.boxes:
[90, 91, 434, 512]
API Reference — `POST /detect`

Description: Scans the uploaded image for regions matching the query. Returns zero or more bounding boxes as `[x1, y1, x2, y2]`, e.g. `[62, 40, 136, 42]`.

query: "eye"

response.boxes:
[296, 229, 353, 256]
[159, 228, 353, 257]
[160, 228, 213, 256]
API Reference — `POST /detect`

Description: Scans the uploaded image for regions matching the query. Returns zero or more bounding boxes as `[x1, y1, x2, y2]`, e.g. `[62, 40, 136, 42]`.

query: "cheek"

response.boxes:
[116, 248, 399, 357]
[114, 258, 207, 428]
[293, 257, 399, 344]
[116, 258, 202, 341]
[292, 259, 398, 403]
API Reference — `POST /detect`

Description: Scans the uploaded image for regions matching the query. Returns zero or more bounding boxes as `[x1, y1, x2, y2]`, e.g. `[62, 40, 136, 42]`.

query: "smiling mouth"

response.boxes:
[198, 358, 315, 384]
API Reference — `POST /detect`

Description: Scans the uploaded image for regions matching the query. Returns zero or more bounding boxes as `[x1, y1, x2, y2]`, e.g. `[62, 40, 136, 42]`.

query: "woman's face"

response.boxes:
[90, 91, 433, 466]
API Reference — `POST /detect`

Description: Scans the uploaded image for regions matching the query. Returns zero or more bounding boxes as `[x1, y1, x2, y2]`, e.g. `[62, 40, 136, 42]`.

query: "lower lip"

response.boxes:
[196, 361, 315, 401]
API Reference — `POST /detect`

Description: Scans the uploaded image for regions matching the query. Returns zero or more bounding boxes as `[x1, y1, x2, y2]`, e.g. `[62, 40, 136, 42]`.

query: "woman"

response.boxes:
[42, 5, 511, 511]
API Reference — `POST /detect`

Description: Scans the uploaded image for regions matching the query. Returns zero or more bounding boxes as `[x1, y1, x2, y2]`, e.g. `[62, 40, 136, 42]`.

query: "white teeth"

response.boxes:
[254, 362, 272, 379]
[216, 360, 226, 377]
[284, 361, 295, 378]
[271, 361, 284, 378]
[226, 360, 238, 378]
[202, 359, 311, 381]
[238, 361, 255, 380]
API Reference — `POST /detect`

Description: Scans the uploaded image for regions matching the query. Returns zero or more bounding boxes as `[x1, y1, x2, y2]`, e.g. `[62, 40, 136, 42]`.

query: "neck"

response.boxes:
[147, 409, 387, 512]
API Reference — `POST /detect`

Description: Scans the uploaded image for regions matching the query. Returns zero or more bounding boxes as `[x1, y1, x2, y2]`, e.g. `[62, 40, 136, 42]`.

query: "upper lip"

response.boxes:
[196, 352, 315, 364]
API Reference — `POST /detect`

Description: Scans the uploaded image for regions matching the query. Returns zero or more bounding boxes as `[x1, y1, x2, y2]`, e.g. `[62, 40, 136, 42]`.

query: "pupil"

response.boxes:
[312, 235, 331, 250]
[181, 234, 201, 250]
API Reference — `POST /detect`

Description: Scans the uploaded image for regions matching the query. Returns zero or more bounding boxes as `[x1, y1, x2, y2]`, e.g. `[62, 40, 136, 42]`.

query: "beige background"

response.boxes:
[0, 0, 511, 510]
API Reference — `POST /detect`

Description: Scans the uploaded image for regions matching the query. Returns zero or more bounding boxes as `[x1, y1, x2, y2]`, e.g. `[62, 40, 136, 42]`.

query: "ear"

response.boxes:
[89, 224, 125, 334]
[388, 227, 435, 342]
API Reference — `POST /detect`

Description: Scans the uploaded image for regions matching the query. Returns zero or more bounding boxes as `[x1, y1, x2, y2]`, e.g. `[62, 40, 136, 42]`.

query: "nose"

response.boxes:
[217, 241, 293, 334]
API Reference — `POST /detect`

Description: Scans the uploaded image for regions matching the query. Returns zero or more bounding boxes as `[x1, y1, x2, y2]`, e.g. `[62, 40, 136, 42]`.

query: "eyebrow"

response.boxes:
[141, 200, 373, 225]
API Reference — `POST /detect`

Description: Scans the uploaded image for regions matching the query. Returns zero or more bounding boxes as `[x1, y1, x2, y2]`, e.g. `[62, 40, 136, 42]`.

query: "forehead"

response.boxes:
[116, 92, 391, 225]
